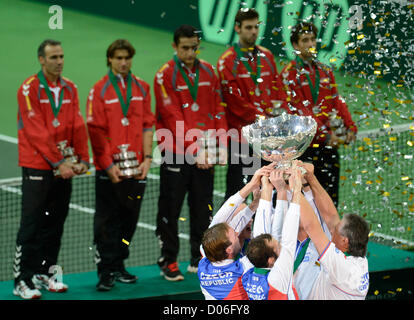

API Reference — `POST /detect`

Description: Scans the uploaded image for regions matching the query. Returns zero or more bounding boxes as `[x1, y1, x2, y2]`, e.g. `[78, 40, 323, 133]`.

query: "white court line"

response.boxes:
[0, 183, 191, 240]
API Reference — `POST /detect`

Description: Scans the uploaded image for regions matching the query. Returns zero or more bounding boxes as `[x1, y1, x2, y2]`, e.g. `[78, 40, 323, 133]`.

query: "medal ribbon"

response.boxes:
[234, 44, 261, 85]
[37, 70, 64, 118]
[293, 237, 311, 273]
[296, 56, 320, 105]
[108, 69, 132, 117]
[173, 55, 199, 102]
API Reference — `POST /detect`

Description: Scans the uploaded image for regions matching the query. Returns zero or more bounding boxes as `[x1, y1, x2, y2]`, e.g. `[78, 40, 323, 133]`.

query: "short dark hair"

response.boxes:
[340, 214, 370, 257]
[235, 8, 259, 27]
[106, 39, 136, 66]
[246, 233, 277, 268]
[38, 39, 61, 57]
[201, 223, 232, 263]
[290, 22, 318, 45]
[173, 24, 199, 45]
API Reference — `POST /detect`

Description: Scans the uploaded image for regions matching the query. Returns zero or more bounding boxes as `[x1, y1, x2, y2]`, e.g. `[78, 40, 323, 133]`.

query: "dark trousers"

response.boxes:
[94, 171, 146, 276]
[224, 140, 268, 201]
[299, 146, 340, 206]
[156, 159, 214, 265]
[14, 167, 72, 285]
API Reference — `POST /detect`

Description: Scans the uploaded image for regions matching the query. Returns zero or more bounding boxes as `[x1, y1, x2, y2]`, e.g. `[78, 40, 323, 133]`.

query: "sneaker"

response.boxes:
[187, 257, 200, 273]
[96, 273, 115, 291]
[187, 264, 198, 273]
[113, 269, 138, 284]
[32, 274, 68, 293]
[159, 261, 184, 281]
[13, 280, 42, 299]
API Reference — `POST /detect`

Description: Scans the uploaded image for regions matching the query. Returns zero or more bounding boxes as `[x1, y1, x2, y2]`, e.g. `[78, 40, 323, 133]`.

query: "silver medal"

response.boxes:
[52, 118, 60, 128]
[191, 102, 199, 112]
[121, 117, 130, 126]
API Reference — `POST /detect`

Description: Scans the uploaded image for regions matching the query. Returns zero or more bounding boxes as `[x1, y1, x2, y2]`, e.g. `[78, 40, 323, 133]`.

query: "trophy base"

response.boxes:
[271, 161, 307, 180]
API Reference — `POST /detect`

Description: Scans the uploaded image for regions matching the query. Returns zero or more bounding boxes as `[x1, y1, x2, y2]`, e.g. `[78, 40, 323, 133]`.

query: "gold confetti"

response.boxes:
[128, 196, 133, 200]
[374, 290, 379, 295]
[137, 195, 141, 199]
[208, 204, 212, 211]
[340, 176, 347, 181]
[396, 288, 402, 292]
[389, 137, 397, 141]
[312, 144, 319, 148]
[382, 192, 390, 197]
[179, 217, 187, 221]
[357, 34, 365, 40]
[383, 275, 390, 279]
[401, 176, 410, 181]
[229, 203, 235, 207]
[122, 239, 130, 246]
[366, 180, 373, 185]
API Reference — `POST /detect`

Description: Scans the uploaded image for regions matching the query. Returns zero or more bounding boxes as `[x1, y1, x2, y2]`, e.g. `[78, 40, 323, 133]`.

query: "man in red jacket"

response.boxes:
[217, 8, 287, 200]
[86, 39, 155, 291]
[154, 25, 228, 281]
[280, 22, 357, 205]
[14, 39, 90, 299]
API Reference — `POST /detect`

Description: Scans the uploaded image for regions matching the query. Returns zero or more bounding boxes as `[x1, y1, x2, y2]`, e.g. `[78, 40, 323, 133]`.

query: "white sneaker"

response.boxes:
[32, 274, 68, 293]
[13, 280, 42, 299]
[187, 265, 198, 273]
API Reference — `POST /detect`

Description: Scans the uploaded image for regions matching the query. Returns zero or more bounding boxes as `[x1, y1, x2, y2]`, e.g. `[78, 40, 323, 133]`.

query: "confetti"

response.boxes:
[179, 217, 187, 221]
[208, 204, 212, 211]
[122, 239, 130, 246]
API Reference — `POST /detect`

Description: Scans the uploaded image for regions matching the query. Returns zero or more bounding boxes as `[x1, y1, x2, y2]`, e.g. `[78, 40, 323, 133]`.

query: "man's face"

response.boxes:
[293, 32, 317, 59]
[227, 227, 241, 259]
[331, 220, 349, 253]
[108, 49, 132, 76]
[235, 18, 259, 47]
[267, 238, 280, 268]
[173, 36, 199, 68]
[39, 45, 64, 78]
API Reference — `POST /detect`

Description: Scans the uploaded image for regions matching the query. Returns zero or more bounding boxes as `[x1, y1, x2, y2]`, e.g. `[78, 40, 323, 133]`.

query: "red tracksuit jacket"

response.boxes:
[154, 57, 228, 155]
[280, 60, 357, 145]
[217, 44, 288, 141]
[17, 73, 89, 170]
[86, 71, 155, 171]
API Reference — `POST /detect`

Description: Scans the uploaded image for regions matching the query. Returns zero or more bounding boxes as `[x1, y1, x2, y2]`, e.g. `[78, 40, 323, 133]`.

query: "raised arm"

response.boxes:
[252, 175, 274, 238]
[298, 161, 340, 235]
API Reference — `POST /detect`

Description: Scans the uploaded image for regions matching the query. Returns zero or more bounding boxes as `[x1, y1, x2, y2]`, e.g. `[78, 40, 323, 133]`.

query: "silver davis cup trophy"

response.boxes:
[241, 113, 317, 172]
[54, 140, 79, 176]
[113, 144, 140, 178]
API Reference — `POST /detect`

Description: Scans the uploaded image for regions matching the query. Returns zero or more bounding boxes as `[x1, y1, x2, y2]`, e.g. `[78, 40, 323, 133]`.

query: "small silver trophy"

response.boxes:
[54, 140, 79, 176]
[197, 131, 222, 165]
[113, 144, 140, 178]
[241, 113, 317, 173]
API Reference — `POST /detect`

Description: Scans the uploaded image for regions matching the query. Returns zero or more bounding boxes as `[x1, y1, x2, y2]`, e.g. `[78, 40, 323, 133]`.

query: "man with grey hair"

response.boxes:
[14, 39, 89, 299]
[297, 161, 370, 299]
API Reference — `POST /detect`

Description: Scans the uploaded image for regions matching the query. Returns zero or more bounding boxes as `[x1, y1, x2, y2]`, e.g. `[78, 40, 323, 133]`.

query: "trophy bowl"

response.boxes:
[241, 113, 317, 169]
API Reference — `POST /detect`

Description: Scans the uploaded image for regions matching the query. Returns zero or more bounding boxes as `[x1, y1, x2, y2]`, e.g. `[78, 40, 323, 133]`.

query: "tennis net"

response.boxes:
[1, 124, 413, 281]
